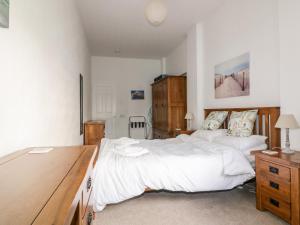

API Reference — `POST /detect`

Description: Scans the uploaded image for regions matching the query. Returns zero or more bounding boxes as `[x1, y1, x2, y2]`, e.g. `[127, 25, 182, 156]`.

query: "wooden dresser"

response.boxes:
[0, 145, 98, 225]
[152, 75, 187, 139]
[255, 151, 300, 225]
[84, 121, 105, 145]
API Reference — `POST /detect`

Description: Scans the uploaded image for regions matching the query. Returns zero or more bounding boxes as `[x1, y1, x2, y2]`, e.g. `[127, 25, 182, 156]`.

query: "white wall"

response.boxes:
[165, 39, 187, 75]
[91, 56, 161, 138]
[0, 0, 91, 157]
[186, 26, 205, 129]
[184, 0, 280, 129]
[278, 0, 300, 149]
[169, 0, 300, 149]
[201, 0, 280, 109]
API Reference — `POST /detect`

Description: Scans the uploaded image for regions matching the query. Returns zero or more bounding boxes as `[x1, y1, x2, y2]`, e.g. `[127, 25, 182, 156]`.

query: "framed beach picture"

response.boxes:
[131, 90, 144, 100]
[0, 0, 9, 28]
[215, 53, 250, 99]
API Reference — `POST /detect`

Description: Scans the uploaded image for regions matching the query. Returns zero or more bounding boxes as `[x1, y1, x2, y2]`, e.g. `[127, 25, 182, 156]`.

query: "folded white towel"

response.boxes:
[114, 137, 140, 147]
[113, 145, 149, 157]
[111, 137, 149, 157]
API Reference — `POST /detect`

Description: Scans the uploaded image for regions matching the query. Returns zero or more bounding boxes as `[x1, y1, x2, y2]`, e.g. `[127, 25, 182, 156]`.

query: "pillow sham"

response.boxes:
[203, 111, 228, 130]
[213, 135, 267, 152]
[191, 129, 227, 142]
[228, 110, 258, 137]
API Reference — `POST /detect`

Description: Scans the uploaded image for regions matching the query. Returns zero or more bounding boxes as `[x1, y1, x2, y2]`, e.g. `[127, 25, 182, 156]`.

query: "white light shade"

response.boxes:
[145, 0, 167, 26]
[185, 112, 194, 120]
[275, 114, 299, 129]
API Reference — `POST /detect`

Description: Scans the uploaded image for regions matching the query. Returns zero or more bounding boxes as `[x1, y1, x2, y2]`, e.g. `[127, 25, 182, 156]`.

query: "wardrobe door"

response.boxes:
[168, 77, 187, 133]
[161, 80, 168, 131]
[152, 84, 158, 129]
[157, 81, 163, 130]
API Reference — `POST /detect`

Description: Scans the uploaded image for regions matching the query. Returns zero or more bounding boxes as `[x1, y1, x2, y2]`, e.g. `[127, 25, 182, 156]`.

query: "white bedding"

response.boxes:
[93, 135, 255, 211]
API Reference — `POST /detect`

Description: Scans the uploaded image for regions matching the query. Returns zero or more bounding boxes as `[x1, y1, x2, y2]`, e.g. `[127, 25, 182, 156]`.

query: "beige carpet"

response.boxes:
[95, 187, 288, 225]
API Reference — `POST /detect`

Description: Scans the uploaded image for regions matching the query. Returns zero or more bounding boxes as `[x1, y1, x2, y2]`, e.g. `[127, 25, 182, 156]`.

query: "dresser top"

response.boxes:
[85, 120, 105, 125]
[0, 145, 97, 225]
[253, 150, 300, 167]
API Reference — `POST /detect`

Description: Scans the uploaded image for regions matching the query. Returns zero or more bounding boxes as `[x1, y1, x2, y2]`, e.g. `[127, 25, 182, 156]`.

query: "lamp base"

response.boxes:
[282, 147, 295, 154]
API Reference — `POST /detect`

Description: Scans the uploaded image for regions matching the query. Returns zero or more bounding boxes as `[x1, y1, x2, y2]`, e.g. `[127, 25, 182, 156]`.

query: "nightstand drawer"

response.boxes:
[261, 190, 291, 222]
[257, 159, 291, 181]
[254, 151, 300, 225]
[259, 174, 291, 202]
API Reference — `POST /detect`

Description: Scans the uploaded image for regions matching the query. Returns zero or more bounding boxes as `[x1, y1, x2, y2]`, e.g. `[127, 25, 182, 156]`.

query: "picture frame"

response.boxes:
[80, 74, 83, 135]
[215, 53, 250, 99]
[0, 0, 9, 28]
[131, 90, 144, 100]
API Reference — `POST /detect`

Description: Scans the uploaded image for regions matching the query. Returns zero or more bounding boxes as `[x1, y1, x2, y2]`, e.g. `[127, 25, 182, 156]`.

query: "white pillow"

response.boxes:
[191, 129, 227, 142]
[213, 135, 267, 152]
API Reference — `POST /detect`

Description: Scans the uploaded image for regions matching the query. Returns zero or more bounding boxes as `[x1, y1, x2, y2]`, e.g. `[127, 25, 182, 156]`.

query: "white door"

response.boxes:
[93, 85, 115, 120]
[92, 85, 116, 138]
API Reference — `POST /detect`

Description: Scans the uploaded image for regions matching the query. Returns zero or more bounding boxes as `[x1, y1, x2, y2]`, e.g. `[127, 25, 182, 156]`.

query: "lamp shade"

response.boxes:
[275, 114, 299, 129]
[185, 112, 194, 120]
[145, 0, 167, 26]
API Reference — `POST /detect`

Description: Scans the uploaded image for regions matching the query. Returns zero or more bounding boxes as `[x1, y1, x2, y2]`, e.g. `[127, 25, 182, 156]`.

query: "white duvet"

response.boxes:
[93, 135, 255, 211]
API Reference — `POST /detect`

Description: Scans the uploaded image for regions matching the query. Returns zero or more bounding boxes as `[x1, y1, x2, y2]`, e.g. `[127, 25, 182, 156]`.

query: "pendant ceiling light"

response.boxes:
[145, 0, 167, 26]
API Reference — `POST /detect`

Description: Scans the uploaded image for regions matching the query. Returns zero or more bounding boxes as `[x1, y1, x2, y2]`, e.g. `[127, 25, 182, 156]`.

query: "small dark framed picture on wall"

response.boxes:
[0, 0, 9, 28]
[131, 90, 144, 100]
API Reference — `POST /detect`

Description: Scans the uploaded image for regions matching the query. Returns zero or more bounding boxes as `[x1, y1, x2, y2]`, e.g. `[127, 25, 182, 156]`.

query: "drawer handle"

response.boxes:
[269, 166, 279, 174]
[87, 212, 93, 225]
[269, 198, 279, 208]
[87, 177, 92, 191]
[269, 181, 279, 190]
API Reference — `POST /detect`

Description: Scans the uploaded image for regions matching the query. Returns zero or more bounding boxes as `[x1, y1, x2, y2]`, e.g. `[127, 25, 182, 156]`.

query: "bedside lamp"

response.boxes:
[275, 114, 299, 154]
[185, 112, 194, 131]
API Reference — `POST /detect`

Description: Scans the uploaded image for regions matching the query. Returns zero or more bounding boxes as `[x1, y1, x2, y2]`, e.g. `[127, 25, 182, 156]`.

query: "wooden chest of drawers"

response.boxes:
[255, 151, 300, 225]
[84, 121, 105, 145]
[0, 145, 98, 225]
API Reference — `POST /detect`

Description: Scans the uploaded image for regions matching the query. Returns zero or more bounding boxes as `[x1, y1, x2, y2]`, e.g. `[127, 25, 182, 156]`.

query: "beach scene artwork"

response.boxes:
[0, 0, 9, 28]
[215, 53, 250, 99]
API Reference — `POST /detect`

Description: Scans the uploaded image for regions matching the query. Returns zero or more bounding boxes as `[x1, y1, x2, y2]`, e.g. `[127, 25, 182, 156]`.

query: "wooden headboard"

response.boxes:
[204, 107, 281, 150]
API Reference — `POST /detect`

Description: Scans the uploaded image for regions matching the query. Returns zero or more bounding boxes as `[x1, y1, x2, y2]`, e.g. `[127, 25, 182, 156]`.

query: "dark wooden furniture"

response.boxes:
[174, 130, 195, 136]
[254, 150, 300, 225]
[0, 145, 98, 225]
[152, 75, 187, 139]
[84, 121, 105, 145]
[204, 107, 281, 149]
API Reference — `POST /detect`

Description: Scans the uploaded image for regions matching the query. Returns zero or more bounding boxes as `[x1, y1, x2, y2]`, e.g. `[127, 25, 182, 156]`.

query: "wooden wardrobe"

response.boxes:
[152, 75, 187, 139]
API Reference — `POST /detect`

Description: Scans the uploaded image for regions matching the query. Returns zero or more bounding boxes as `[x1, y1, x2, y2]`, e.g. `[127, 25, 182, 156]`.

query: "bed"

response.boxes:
[93, 107, 280, 212]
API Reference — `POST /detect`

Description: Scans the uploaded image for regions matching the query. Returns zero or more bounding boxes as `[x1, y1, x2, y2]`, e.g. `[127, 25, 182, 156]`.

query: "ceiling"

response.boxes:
[76, 0, 226, 59]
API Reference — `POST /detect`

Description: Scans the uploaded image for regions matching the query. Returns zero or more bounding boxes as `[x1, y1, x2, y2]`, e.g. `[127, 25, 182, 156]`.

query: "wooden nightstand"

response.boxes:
[254, 150, 300, 225]
[174, 130, 195, 136]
